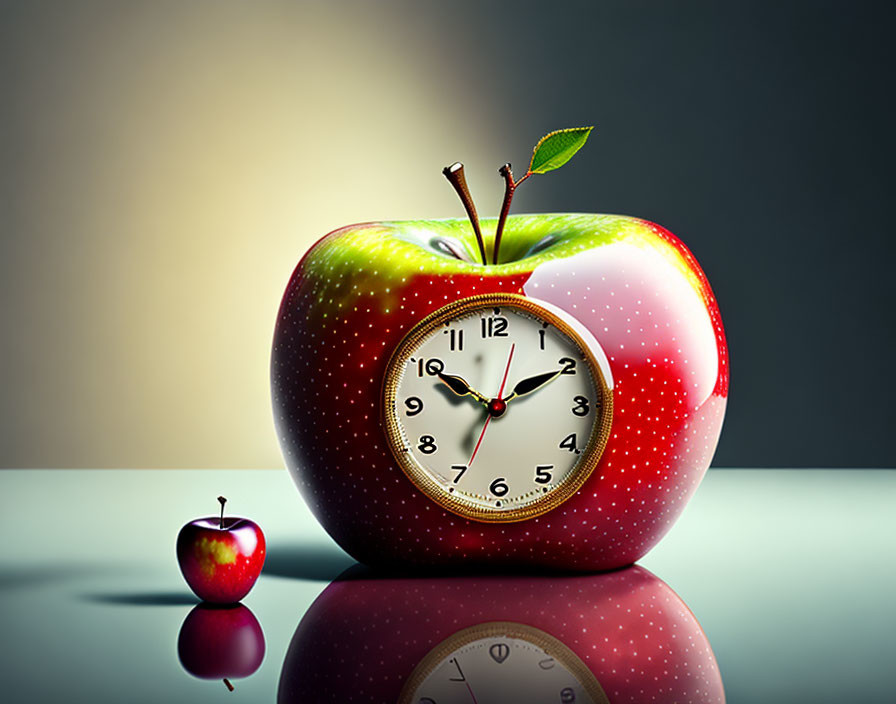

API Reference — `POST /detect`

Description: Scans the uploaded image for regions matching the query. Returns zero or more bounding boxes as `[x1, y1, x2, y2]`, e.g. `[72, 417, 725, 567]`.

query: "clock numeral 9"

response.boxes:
[559, 357, 576, 375]
[412, 357, 445, 377]
[418, 435, 437, 454]
[535, 465, 553, 484]
[559, 433, 578, 453]
[571, 396, 590, 416]
[489, 477, 509, 497]
[404, 397, 424, 416]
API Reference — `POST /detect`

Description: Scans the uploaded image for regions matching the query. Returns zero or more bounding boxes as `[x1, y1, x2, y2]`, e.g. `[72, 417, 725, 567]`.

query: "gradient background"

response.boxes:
[1, 0, 893, 470]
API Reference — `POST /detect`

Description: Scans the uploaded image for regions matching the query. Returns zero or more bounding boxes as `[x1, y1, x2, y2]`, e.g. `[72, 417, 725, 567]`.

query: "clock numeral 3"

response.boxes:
[571, 396, 590, 416]
[418, 435, 437, 454]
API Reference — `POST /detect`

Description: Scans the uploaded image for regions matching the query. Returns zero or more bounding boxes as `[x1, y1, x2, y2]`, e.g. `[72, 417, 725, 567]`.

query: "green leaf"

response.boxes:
[527, 126, 594, 175]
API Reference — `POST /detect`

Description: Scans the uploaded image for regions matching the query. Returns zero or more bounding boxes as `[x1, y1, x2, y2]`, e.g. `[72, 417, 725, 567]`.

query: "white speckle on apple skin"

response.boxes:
[271, 214, 728, 571]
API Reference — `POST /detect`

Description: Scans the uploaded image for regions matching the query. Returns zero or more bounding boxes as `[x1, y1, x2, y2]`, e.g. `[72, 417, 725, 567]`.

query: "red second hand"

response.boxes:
[468, 343, 515, 466]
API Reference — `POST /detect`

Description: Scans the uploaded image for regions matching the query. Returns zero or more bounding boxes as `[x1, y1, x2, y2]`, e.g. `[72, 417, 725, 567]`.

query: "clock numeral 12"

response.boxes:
[481, 316, 508, 338]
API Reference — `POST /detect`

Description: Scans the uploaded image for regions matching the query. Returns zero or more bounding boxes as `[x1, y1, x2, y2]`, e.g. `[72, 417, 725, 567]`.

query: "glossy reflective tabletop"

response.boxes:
[1, 469, 893, 703]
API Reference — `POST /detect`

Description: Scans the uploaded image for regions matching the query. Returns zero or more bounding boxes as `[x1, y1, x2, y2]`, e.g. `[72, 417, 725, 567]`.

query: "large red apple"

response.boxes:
[277, 565, 725, 703]
[271, 211, 727, 570]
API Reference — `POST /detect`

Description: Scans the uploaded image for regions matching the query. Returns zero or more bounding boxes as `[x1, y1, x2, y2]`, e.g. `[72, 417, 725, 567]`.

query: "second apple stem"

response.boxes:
[493, 164, 530, 265]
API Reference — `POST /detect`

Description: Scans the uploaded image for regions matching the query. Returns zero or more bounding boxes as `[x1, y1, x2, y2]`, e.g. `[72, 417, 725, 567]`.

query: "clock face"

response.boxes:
[398, 621, 609, 704]
[383, 294, 613, 522]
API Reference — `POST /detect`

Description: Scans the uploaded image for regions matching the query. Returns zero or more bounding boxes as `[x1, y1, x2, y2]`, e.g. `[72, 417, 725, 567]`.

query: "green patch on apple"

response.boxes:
[296, 126, 703, 321]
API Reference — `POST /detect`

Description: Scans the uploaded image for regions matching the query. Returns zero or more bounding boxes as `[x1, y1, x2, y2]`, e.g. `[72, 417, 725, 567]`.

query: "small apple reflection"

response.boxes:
[278, 566, 724, 704]
[177, 603, 265, 691]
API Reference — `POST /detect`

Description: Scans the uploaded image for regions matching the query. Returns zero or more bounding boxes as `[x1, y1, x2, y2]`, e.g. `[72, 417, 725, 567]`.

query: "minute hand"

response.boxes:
[437, 372, 489, 405]
[502, 369, 563, 404]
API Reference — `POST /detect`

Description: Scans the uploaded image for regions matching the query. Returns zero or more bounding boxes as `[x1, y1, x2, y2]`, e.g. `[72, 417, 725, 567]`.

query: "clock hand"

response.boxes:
[469, 344, 515, 466]
[502, 368, 563, 404]
[437, 372, 489, 406]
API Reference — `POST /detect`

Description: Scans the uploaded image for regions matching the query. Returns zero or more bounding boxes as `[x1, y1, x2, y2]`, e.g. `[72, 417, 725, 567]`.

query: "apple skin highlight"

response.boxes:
[271, 214, 728, 571]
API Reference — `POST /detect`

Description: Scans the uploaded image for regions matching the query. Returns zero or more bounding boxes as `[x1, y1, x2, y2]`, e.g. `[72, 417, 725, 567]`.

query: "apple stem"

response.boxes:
[443, 162, 488, 265]
[493, 164, 530, 265]
[217, 496, 226, 529]
[223, 678, 234, 691]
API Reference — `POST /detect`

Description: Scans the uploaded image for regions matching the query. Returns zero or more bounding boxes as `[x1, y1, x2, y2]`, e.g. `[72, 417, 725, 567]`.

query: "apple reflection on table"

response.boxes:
[177, 602, 265, 691]
[278, 565, 724, 703]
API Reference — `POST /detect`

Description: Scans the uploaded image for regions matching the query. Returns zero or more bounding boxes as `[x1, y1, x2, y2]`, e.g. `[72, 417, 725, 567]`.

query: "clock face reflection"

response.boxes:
[398, 621, 608, 704]
[383, 294, 613, 522]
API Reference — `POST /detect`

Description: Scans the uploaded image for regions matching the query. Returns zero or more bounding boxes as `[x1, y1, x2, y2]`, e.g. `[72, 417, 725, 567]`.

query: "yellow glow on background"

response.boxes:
[1, 2, 511, 468]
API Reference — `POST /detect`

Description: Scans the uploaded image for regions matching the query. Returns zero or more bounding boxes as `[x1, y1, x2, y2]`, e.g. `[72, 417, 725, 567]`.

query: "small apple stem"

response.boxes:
[493, 166, 531, 265]
[217, 496, 226, 529]
[223, 678, 234, 691]
[443, 162, 488, 265]
[494, 164, 514, 264]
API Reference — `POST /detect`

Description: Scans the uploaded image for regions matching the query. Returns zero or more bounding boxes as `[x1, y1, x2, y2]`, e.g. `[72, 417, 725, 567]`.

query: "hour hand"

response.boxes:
[503, 369, 562, 404]
[437, 372, 489, 405]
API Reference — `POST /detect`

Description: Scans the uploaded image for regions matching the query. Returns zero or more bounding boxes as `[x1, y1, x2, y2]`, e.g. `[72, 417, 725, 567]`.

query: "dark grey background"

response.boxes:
[430, 0, 894, 467]
[1, 1, 892, 469]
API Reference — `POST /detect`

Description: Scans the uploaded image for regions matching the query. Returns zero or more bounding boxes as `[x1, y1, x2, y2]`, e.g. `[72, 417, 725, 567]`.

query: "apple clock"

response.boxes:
[383, 294, 613, 522]
[271, 127, 729, 570]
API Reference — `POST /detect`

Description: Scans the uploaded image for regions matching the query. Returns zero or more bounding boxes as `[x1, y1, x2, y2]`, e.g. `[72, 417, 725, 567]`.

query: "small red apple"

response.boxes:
[277, 565, 724, 703]
[176, 496, 266, 603]
[178, 602, 265, 689]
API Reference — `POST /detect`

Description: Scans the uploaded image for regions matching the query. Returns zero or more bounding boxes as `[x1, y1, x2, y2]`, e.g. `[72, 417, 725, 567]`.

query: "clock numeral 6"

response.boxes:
[412, 357, 445, 377]
[571, 395, 590, 416]
[418, 435, 437, 454]
[560, 687, 576, 703]
[559, 433, 578, 453]
[489, 477, 509, 497]
[535, 465, 553, 484]
[404, 397, 424, 416]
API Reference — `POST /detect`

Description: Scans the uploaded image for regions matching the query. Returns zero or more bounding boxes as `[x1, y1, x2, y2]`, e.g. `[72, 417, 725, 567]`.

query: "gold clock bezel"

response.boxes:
[397, 620, 610, 704]
[381, 293, 613, 523]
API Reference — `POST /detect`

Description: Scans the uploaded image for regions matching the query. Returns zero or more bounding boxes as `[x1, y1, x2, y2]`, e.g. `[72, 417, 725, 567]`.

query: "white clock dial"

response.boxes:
[399, 622, 609, 704]
[383, 294, 612, 522]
